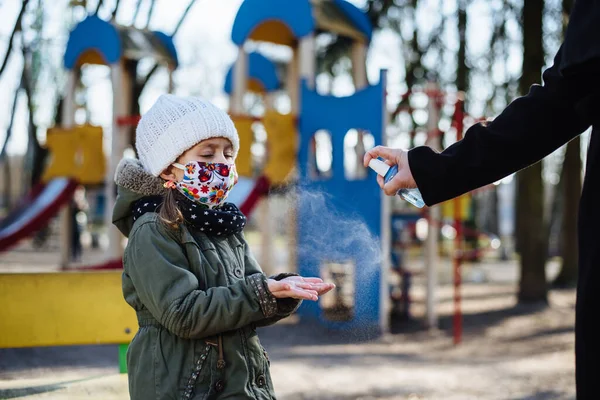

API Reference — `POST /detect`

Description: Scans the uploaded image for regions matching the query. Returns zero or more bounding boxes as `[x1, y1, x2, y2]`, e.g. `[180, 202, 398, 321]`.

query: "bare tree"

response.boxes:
[515, 0, 547, 303]
[21, 45, 47, 187]
[550, 0, 580, 288]
[128, 0, 197, 150]
[94, 0, 104, 14]
[1, 78, 22, 209]
[145, 0, 156, 29]
[0, 0, 29, 158]
[0, 0, 30, 78]
[138, 0, 196, 92]
[132, 0, 144, 25]
[112, 0, 121, 20]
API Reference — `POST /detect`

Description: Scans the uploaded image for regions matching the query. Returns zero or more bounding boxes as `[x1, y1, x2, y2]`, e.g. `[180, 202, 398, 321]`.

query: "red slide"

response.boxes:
[0, 178, 78, 252]
[0, 175, 270, 269]
[240, 175, 271, 216]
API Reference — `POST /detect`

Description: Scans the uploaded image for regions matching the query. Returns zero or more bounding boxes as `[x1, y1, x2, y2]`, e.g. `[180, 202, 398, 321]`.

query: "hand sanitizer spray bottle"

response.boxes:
[368, 158, 425, 208]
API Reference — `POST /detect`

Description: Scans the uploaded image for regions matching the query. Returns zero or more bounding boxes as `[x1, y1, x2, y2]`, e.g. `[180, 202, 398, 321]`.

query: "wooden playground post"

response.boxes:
[285, 47, 299, 274]
[299, 34, 316, 89]
[379, 70, 391, 334]
[287, 34, 315, 275]
[287, 48, 299, 115]
[453, 95, 465, 344]
[232, 46, 248, 115]
[106, 64, 130, 261]
[59, 69, 77, 268]
[351, 39, 391, 333]
[168, 65, 175, 94]
[351, 40, 368, 179]
[425, 81, 441, 329]
[260, 94, 276, 275]
[351, 41, 368, 89]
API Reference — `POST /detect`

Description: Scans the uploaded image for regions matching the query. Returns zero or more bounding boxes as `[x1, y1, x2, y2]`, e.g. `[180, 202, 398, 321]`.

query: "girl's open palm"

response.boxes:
[267, 276, 335, 301]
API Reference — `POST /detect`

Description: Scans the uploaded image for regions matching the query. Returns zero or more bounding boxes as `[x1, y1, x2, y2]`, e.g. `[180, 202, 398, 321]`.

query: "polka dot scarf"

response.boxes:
[132, 195, 247, 236]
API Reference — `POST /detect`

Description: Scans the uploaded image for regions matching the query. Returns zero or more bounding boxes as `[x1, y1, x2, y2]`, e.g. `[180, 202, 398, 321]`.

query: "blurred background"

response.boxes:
[0, 0, 580, 399]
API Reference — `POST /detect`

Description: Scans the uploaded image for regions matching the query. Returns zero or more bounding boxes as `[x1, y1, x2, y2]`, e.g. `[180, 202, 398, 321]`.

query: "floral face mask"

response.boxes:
[168, 161, 238, 208]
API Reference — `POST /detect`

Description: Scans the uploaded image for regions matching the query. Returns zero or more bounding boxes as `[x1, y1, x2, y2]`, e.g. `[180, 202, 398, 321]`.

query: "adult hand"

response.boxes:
[363, 146, 417, 196]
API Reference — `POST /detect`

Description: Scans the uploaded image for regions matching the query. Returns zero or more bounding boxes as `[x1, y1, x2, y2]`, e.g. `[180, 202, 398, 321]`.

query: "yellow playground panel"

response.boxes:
[233, 112, 297, 184]
[441, 193, 471, 221]
[42, 124, 106, 185]
[233, 117, 254, 178]
[0, 271, 136, 372]
[0, 271, 136, 348]
[262, 111, 297, 185]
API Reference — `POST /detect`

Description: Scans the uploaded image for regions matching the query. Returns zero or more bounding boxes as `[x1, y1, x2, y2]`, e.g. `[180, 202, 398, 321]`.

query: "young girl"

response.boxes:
[112, 94, 334, 400]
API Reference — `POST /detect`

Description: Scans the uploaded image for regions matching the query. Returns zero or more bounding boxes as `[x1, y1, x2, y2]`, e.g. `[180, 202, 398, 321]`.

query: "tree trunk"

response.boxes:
[125, 59, 140, 151]
[21, 47, 47, 187]
[487, 187, 500, 236]
[554, 137, 581, 287]
[456, 0, 468, 94]
[516, 0, 547, 303]
[1, 80, 21, 210]
[129, 0, 196, 153]
[545, 158, 565, 258]
[0, 0, 30, 78]
[456, 0, 482, 259]
[552, 0, 579, 288]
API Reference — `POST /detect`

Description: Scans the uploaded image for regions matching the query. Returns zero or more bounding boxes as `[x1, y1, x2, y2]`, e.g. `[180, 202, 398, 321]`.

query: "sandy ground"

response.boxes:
[0, 236, 577, 399]
[0, 282, 577, 400]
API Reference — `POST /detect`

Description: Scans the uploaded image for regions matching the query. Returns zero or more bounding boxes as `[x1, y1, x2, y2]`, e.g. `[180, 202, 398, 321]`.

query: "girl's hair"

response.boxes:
[158, 188, 184, 229]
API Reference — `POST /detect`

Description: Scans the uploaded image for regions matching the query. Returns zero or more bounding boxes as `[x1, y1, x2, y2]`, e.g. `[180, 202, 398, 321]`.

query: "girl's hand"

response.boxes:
[278, 276, 335, 297]
[267, 279, 319, 301]
[267, 276, 335, 301]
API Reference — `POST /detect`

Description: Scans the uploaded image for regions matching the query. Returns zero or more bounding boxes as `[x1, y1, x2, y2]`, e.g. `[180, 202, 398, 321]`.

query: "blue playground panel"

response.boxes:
[64, 15, 178, 70]
[152, 31, 179, 67]
[224, 52, 280, 94]
[231, 0, 372, 45]
[296, 71, 387, 332]
[64, 15, 122, 69]
[332, 0, 373, 42]
[231, 0, 315, 45]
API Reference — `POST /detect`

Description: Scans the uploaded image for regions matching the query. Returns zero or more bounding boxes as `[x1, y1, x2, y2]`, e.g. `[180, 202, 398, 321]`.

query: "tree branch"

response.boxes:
[0, 76, 21, 161]
[139, 63, 159, 92]
[132, 0, 143, 24]
[172, 0, 196, 36]
[112, 0, 121, 20]
[20, 46, 36, 144]
[95, 0, 104, 14]
[139, 0, 196, 91]
[0, 0, 30, 79]
[145, 0, 156, 29]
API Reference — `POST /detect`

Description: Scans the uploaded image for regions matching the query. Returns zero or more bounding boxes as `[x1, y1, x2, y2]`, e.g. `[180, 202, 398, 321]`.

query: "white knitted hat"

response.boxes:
[135, 94, 239, 176]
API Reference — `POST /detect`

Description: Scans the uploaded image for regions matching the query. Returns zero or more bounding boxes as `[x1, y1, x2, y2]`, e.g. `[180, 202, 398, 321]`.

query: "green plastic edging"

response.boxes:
[118, 343, 128, 374]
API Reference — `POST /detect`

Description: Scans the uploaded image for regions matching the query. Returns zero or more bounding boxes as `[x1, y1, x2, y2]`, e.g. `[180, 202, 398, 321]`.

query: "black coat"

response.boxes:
[408, 0, 600, 397]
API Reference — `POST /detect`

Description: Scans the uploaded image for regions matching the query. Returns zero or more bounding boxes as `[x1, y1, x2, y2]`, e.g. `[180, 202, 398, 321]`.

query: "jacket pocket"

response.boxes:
[181, 343, 213, 400]
[259, 344, 276, 399]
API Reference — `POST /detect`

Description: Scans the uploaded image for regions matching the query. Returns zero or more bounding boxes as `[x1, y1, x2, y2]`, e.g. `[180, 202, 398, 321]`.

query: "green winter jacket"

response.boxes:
[112, 158, 301, 400]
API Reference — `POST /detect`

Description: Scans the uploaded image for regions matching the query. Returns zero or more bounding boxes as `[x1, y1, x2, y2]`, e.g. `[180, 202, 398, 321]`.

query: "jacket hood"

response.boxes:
[113, 158, 166, 237]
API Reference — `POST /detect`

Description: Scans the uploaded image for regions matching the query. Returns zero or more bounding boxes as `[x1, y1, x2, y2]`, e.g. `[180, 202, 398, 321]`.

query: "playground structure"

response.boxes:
[225, 1, 479, 336]
[0, 15, 179, 368]
[0, 0, 482, 368]
[225, 0, 392, 332]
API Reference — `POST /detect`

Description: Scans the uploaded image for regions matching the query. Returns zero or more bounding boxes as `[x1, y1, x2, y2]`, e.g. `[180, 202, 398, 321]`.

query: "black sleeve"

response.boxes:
[408, 44, 600, 206]
[560, 0, 600, 76]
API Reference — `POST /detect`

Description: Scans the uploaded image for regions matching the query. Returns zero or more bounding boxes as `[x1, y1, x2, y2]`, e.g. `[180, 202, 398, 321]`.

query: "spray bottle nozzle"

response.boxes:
[368, 158, 391, 177]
